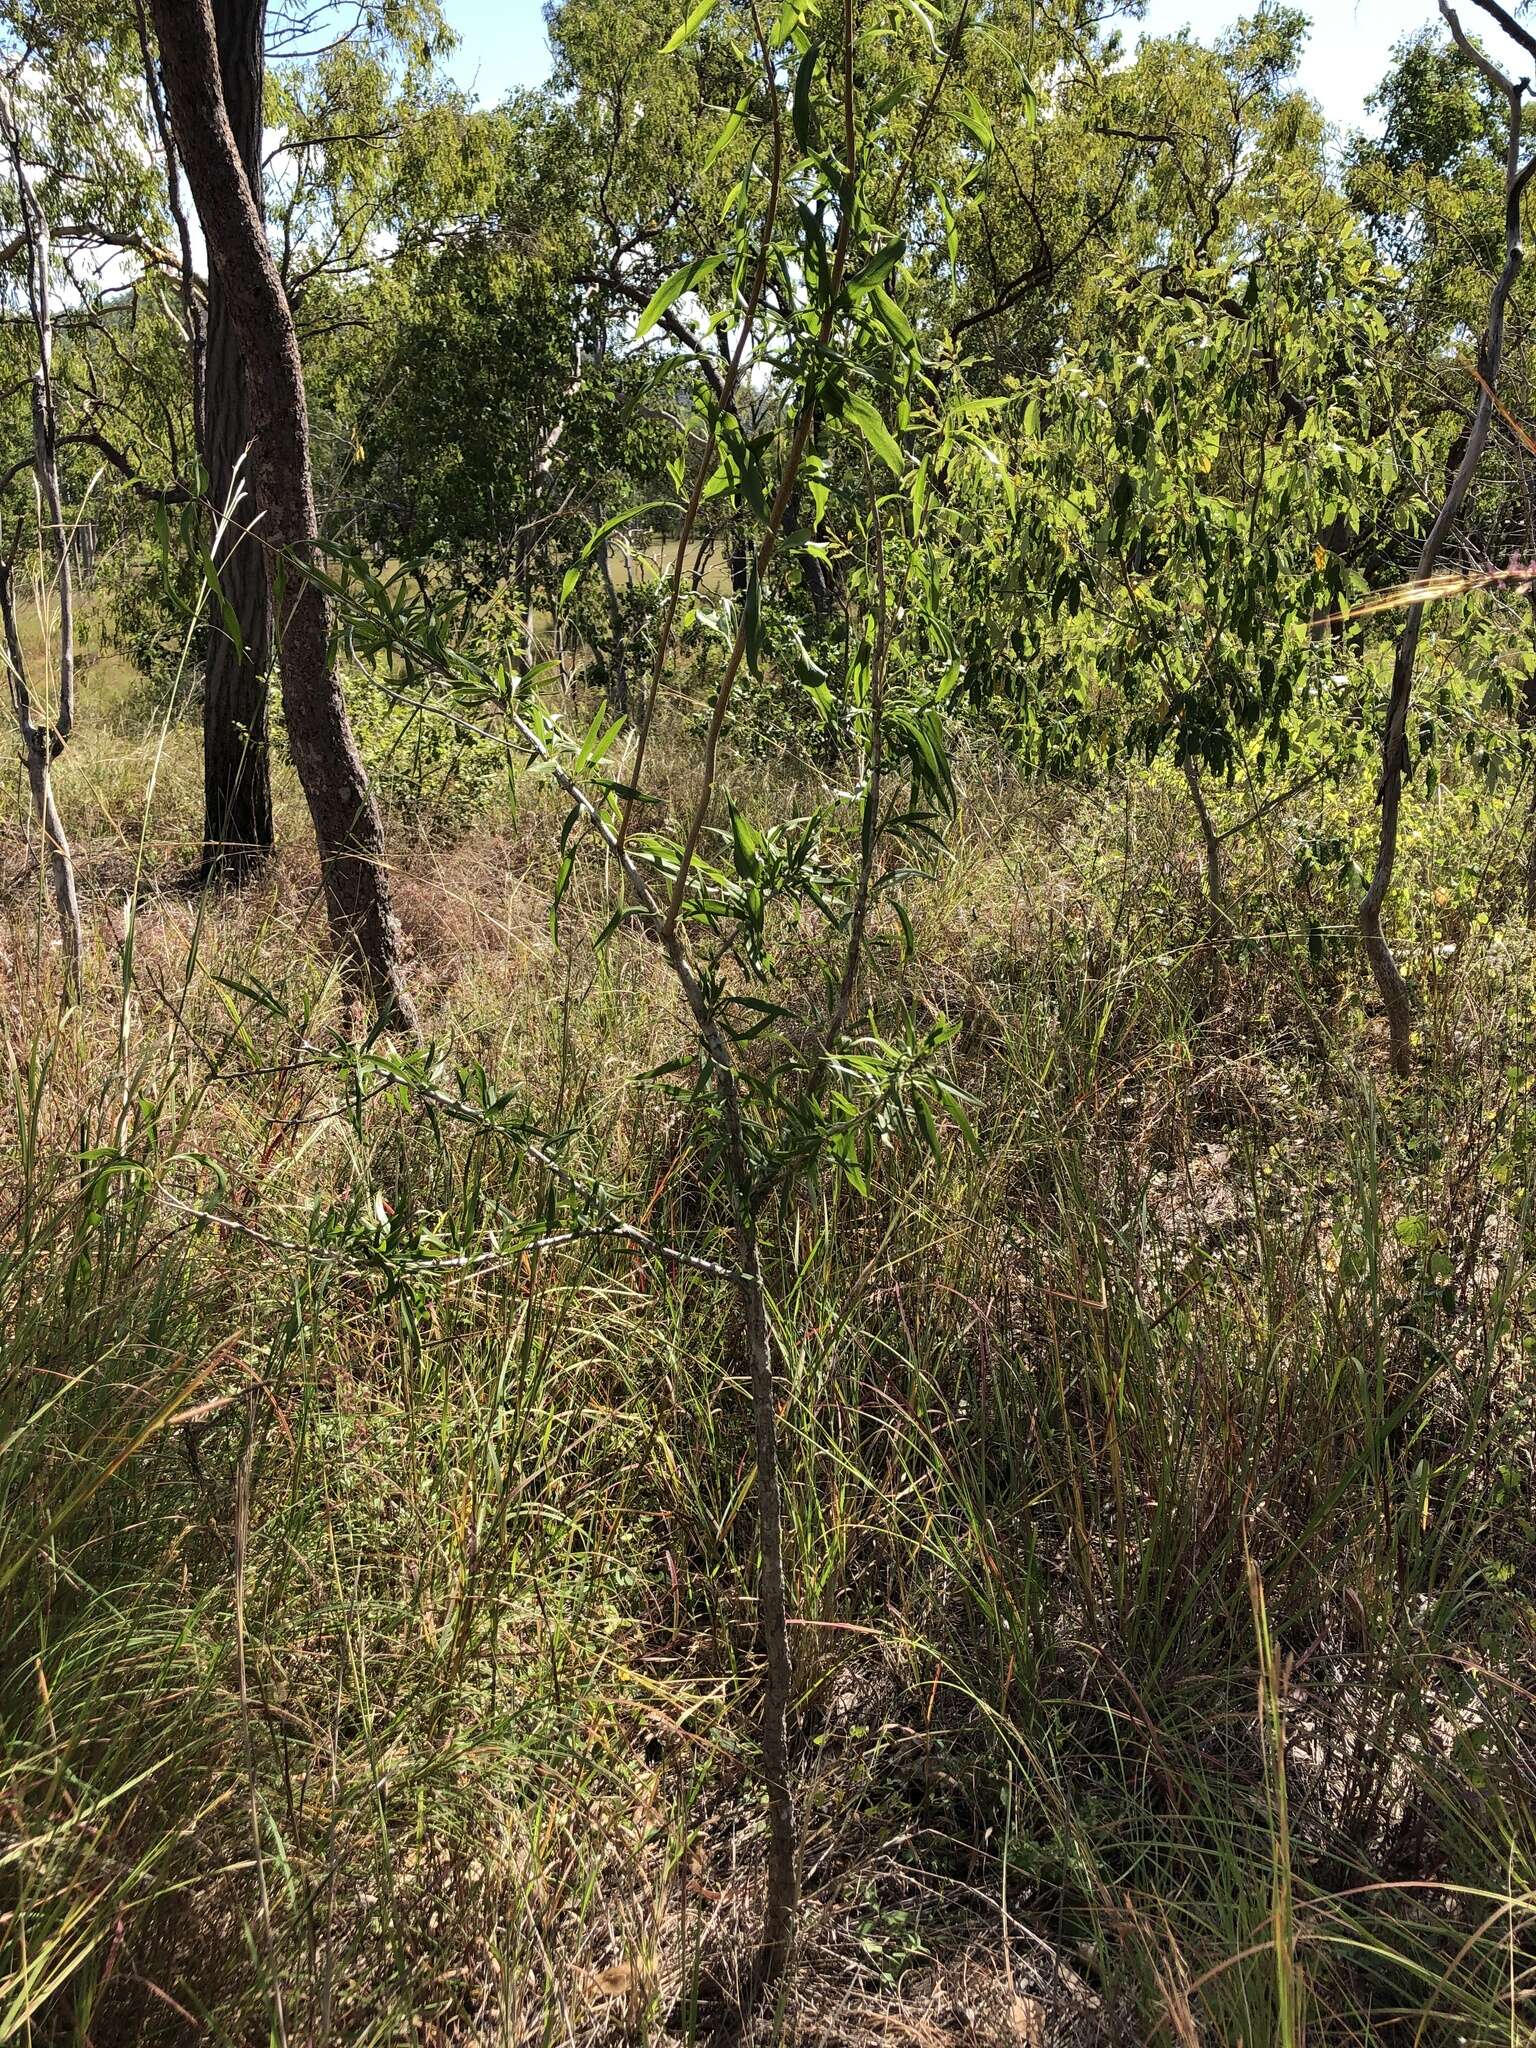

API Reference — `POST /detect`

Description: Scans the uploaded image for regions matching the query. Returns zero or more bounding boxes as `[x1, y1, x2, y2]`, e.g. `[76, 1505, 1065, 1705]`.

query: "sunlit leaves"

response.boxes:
[958, 228, 1422, 783]
[660, 0, 719, 56]
[844, 393, 904, 476]
[635, 253, 727, 336]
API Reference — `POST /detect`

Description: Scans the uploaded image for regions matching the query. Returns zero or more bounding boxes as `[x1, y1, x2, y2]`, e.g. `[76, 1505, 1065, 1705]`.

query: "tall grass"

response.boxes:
[2, 688, 1534, 2041]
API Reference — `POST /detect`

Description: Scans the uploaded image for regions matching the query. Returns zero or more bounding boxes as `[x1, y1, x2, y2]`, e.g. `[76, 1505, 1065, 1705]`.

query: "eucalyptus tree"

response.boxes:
[180, 0, 453, 876]
[0, 0, 180, 987]
[1348, 18, 1519, 382]
[0, 0, 168, 285]
[927, 6, 1327, 391]
[150, 0, 417, 1027]
[1346, 16, 1536, 634]
[1347, 4, 1536, 914]
[4, 0, 269, 883]
[0, 0, 187, 517]
[310, 4, 752, 712]
[263, 0, 455, 312]
[943, 15, 1410, 936]
[316, 92, 678, 653]
[196, 0, 274, 880]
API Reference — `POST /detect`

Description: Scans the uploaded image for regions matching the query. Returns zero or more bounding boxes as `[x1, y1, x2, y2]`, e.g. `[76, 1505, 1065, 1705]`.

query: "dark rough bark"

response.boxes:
[200, 0, 274, 881]
[151, 0, 417, 1030]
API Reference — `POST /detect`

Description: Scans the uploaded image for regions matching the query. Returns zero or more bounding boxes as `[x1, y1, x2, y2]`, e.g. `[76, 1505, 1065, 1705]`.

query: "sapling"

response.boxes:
[1, 75, 82, 996]
[307, 0, 996, 1997]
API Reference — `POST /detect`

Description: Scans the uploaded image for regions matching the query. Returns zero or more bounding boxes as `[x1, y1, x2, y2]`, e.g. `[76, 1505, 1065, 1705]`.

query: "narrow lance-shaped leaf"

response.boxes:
[635, 254, 725, 338]
[561, 500, 677, 602]
[661, 0, 719, 55]
[845, 393, 904, 476]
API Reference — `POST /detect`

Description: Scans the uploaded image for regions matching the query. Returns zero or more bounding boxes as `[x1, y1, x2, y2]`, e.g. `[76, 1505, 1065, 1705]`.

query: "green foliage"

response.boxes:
[965, 233, 1414, 781]
[13, 0, 1536, 2036]
[345, 642, 509, 831]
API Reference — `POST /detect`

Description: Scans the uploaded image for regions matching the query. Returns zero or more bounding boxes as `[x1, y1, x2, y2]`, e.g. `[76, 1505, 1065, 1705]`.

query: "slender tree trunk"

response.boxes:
[26, 381, 74, 759]
[136, 0, 206, 460]
[150, 0, 416, 1028]
[199, 0, 274, 882]
[1182, 754, 1228, 933]
[2, 564, 81, 998]
[0, 83, 83, 998]
[740, 1220, 799, 1989]
[1522, 603, 1536, 921]
[596, 533, 631, 722]
[1363, 3, 1534, 1078]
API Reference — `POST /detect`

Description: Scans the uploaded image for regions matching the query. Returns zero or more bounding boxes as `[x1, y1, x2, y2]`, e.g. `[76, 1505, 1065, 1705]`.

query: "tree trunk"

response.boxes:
[1523, 603, 1536, 921]
[0, 83, 83, 999]
[596, 533, 632, 722]
[150, 0, 417, 1029]
[2, 564, 81, 999]
[136, 0, 206, 457]
[200, 0, 274, 882]
[1182, 754, 1228, 935]
[741, 1222, 799, 1991]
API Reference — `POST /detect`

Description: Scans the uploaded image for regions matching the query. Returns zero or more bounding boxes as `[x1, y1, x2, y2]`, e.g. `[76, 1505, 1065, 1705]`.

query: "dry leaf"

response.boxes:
[586, 1961, 636, 2000]
[1009, 1993, 1046, 2046]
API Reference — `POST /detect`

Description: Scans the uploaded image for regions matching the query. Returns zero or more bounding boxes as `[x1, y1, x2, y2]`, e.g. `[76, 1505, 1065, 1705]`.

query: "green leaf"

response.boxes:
[954, 91, 993, 152]
[550, 849, 575, 940]
[661, 0, 719, 54]
[915, 1093, 941, 1162]
[562, 500, 676, 606]
[704, 97, 750, 168]
[869, 283, 914, 346]
[768, 0, 809, 39]
[846, 237, 906, 295]
[743, 564, 765, 673]
[845, 394, 903, 476]
[635, 253, 724, 337]
[792, 43, 819, 151]
[729, 800, 760, 877]
[939, 191, 958, 270]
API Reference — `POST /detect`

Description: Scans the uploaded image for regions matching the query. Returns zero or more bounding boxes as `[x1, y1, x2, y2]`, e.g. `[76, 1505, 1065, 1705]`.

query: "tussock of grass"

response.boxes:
[3, 646, 1535, 2044]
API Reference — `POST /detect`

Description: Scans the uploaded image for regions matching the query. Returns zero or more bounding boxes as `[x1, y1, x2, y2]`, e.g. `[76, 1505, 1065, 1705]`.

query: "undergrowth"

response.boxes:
[2, 678, 1535, 2045]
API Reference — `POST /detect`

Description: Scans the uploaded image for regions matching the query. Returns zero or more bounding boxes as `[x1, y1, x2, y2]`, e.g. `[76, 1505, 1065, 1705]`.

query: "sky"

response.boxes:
[436, 0, 1477, 133]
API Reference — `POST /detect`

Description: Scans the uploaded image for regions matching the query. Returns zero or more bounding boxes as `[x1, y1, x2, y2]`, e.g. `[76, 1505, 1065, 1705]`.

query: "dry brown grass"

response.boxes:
[4, 619, 1536, 2045]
